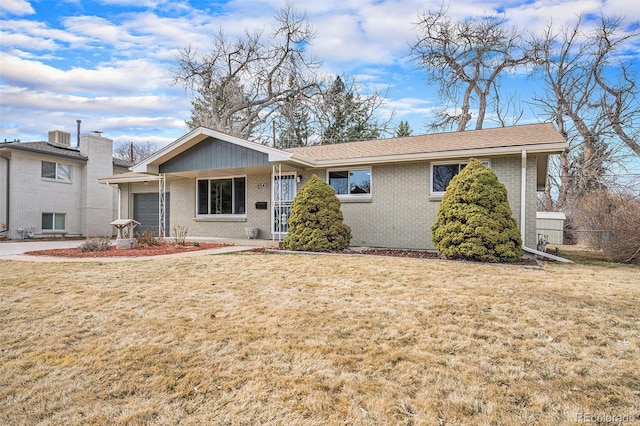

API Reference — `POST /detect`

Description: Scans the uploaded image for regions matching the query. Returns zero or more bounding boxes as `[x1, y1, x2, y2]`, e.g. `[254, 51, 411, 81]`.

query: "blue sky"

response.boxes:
[1, 0, 638, 160]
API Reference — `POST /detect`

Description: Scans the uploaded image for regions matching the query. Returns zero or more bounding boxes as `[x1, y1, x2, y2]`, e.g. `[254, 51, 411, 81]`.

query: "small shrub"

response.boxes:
[193, 241, 200, 247]
[136, 229, 162, 246]
[284, 174, 351, 251]
[431, 158, 523, 262]
[79, 236, 111, 252]
[173, 225, 188, 245]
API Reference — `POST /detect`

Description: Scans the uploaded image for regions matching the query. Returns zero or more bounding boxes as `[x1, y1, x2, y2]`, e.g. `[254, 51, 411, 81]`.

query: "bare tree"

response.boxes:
[531, 14, 639, 210]
[114, 141, 160, 163]
[592, 16, 640, 158]
[410, 6, 531, 131]
[172, 6, 321, 142]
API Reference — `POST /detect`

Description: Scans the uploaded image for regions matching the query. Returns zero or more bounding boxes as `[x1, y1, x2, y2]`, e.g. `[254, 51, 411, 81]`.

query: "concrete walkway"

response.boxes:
[0, 237, 279, 262]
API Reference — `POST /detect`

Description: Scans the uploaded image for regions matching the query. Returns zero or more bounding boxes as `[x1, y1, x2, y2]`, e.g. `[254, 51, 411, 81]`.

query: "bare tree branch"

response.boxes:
[171, 5, 321, 141]
[530, 13, 639, 210]
[410, 6, 531, 131]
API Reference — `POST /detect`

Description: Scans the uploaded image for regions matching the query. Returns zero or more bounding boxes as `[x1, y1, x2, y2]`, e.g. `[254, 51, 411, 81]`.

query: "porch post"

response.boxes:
[159, 173, 166, 238]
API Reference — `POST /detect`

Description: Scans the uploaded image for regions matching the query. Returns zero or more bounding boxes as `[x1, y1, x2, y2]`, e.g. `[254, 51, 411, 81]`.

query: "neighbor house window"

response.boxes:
[41, 161, 71, 182]
[42, 213, 66, 231]
[197, 177, 246, 215]
[431, 161, 490, 195]
[328, 169, 371, 196]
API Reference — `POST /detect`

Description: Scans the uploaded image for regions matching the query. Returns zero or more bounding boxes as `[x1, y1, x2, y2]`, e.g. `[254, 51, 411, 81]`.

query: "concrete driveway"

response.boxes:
[0, 240, 85, 256]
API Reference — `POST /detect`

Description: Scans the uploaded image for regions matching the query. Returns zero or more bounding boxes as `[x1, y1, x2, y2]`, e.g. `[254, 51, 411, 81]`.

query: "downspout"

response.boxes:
[520, 150, 527, 240]
[520, 149, 573, 263]
[1, 156, 8, 236]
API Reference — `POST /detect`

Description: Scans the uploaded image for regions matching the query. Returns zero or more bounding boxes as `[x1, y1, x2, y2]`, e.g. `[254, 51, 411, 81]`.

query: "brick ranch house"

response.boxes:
[98, 123, 567, 252]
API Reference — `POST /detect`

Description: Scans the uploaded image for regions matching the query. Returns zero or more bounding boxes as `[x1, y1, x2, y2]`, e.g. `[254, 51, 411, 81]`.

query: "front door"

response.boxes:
[272, 173, 296, 236]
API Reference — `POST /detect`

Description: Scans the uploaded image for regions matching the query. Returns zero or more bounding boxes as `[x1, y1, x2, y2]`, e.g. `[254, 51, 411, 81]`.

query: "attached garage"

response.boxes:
[133, 193, 170, 235]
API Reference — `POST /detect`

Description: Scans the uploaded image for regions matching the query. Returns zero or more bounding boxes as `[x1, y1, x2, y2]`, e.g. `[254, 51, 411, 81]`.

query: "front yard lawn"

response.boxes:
[1, 253, 638, 425]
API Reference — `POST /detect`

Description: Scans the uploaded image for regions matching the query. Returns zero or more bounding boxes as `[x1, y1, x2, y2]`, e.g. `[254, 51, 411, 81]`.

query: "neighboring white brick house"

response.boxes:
[0, 131, 131, 239]
[99, 124, 567, 251]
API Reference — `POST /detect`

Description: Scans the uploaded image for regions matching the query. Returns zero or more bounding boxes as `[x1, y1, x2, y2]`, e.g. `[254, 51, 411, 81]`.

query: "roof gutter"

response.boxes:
[518, 149, 573, 263]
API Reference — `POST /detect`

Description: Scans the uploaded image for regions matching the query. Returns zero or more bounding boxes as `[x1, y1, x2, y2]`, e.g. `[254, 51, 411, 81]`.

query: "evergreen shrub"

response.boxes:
[283, 174, 351, 251]
[431, 159, 523, 262]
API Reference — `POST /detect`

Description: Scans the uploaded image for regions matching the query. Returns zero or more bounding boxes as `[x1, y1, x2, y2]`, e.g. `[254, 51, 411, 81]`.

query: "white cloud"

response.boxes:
[0, 0, 34, 16]
[0, 53, 175, 94]
[0, 30, 59, 51]
[0, 18, 91, 51]
[0, 86, 187, 114]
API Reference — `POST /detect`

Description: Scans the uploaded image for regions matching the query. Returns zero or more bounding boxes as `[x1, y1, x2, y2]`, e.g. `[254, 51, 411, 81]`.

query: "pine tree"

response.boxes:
[320, 76, 384, 144]
[431, 159, 523, 262]
[395, 120, 413, 137]
[283, 175, 351, 251]
[275, 77, 314, 148]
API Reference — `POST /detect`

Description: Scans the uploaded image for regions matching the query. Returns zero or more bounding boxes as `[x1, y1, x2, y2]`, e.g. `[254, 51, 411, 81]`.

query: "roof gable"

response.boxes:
[159, 137, 270, 173]
[132, 127, 290, 174]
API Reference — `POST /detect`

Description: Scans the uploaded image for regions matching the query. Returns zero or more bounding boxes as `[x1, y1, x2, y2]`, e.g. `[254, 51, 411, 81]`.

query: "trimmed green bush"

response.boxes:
[431, 158, 523, 262]
[283, 174, 351, 251]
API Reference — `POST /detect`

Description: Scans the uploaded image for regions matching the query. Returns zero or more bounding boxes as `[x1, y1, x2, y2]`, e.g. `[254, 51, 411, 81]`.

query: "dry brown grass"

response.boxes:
[1, 253, 638, 425]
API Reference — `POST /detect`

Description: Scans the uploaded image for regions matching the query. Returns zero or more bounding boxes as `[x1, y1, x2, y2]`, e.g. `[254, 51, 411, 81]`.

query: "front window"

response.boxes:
[197, 177, 246, 215]
[42, 161, 71, 182]
[42, 213, 65, 231]
[431, 161, 490, 195]
[328, 169, 371, 196]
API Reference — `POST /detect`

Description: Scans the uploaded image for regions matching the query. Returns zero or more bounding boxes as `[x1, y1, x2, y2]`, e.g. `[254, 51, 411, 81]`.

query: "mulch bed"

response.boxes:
[252, 247, 540, 266]
[24, 242, 540, 266]
[25, 243, 228, 258]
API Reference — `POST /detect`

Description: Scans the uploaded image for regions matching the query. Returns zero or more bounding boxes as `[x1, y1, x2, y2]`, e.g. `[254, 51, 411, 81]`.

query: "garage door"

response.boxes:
[133, 193, 170, 235]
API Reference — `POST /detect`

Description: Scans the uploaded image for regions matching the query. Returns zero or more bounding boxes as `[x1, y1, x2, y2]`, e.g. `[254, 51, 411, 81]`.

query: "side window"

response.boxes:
[328, 169, 371, 196]
[42, 213, 66, 231]
[431, 161, 490, 195]
[42, 161, 71, 182]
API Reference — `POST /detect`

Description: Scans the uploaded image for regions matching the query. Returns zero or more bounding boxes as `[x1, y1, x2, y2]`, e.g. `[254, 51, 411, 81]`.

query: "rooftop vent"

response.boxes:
[48, 130, 71, 146]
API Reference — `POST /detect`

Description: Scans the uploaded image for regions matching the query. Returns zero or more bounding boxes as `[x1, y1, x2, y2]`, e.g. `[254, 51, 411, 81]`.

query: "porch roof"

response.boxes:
[98, 172, 162, 184]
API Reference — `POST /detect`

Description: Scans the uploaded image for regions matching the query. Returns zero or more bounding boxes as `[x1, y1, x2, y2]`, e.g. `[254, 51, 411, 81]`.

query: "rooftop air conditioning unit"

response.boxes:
[48, 130, 71, 146]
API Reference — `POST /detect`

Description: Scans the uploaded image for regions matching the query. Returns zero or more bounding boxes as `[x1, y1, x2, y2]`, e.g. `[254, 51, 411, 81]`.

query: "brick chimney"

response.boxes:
[79, 131, 114, 236]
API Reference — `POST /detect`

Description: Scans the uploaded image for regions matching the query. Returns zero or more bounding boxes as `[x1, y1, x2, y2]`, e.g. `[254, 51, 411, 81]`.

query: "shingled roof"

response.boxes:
[0, 141, 87, 161]
[0, 141, 133, 169]
[285, 123, 566, 164]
